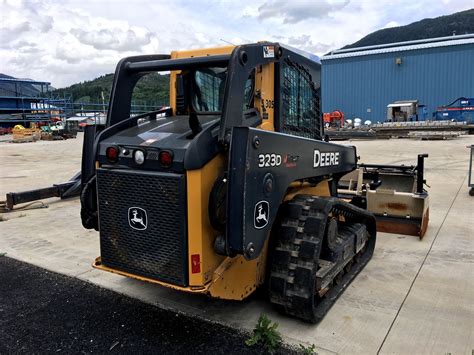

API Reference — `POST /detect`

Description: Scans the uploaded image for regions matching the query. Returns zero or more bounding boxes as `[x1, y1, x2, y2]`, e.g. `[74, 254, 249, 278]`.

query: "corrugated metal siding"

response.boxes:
[321, 43, 474, 122]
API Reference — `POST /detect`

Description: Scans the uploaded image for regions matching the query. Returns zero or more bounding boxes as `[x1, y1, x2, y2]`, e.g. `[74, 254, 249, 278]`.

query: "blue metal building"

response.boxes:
[321, 34, 474, 123]
[0, 75, 70, 126]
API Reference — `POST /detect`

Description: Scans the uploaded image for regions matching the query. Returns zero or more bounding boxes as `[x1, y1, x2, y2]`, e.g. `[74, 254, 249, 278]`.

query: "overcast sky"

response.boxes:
[1, 0, 471, 88]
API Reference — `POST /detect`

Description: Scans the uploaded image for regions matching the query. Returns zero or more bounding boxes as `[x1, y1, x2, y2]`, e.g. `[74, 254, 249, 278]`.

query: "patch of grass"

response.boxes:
[299, 343, 317, 355]
[246, 314, 282, 354]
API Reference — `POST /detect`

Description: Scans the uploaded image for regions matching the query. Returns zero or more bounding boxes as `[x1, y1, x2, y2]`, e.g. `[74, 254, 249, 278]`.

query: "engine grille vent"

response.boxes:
[97, 168, 188, 286]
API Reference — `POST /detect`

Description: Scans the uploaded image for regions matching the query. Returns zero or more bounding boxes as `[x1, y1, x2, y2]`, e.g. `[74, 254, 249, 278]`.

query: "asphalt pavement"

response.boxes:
[0, 256, 295, 354]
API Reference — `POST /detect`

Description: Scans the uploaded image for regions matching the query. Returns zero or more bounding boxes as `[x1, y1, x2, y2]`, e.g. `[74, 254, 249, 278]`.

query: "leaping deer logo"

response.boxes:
[256, 205, 268, 224]
[254, 201, 269, 229]
[128, 207, 148, 230]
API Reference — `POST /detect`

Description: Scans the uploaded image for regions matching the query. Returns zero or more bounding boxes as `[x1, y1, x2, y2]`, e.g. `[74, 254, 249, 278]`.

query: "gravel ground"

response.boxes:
[0, 256, 296, 354]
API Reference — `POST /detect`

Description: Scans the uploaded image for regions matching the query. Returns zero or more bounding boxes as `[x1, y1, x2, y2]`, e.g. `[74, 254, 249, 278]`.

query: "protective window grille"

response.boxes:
[194, 69, 225, 112]
[281, 59, 321, 139]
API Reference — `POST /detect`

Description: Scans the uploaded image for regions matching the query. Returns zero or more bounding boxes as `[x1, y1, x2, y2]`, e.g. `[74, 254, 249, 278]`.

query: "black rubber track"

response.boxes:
[268, 195, 376, 323]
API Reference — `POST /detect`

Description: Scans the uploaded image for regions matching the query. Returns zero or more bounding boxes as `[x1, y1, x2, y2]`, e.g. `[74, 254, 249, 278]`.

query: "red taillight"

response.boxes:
[191, 254, 201, 274]
[159, 150, 173, 168]
[106, 146, 119, 163]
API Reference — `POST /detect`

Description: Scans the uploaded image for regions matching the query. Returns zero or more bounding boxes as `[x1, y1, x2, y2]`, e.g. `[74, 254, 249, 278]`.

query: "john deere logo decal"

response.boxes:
[254, 200, 269, 229]
[128, 207, 147, 230]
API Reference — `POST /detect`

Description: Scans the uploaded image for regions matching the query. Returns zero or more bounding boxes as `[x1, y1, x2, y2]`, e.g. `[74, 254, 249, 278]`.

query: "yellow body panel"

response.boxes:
[167, 45, 279, 293]
[255, 63, 275, 132]
[186, 154, 226, 286]
[208, 242, 268, 300]
[171, 46, 235, 59]
[284, 181, 332, 201]
[93, 245, 267, 301]
[93, 257, 210, 293]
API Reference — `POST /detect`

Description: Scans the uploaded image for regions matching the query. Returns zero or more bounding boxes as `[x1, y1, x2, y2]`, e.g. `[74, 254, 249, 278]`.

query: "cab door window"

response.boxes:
[193, 68, 227, 112]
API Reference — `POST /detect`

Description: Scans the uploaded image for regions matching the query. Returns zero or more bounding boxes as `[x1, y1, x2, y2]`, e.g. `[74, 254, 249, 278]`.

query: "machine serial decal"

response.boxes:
[254, 200, 269, 229]
[258, 153, 282, 168]
[263, 99, 275, 109]
[128, 207, 148, 230]
[313, 150, 340, 168]
[263, 45, 275, 58]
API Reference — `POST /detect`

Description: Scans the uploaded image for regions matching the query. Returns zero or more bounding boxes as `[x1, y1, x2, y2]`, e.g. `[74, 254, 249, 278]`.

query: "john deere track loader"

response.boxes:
[80, 42, 425, 322]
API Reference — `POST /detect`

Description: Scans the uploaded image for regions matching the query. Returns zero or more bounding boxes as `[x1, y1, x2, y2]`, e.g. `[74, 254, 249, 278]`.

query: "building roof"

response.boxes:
[322, 33, 474, 61]
[0, 77, 51, 85]
[387, 103, 416, 108]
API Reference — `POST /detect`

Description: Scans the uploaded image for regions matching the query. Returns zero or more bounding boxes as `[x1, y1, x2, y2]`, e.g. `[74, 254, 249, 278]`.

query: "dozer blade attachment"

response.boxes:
[367, 189, 429, 239]
[338, 154, 430, 239]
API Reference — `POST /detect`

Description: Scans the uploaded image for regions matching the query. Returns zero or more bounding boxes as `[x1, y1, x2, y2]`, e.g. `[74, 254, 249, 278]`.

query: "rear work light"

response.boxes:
[159, 150, 173, 168]
[134, 150, 146, 165]
[106, 146, 119, 163]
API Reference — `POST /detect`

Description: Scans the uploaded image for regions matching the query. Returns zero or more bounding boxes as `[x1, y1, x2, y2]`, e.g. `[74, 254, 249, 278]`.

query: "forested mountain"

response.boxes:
[53, 73, 169, 106]
[343, 8, 473, 49]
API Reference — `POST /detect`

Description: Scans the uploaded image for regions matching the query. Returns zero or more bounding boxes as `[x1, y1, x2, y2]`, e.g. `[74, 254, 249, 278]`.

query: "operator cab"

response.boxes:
[96, 43, 322, 174]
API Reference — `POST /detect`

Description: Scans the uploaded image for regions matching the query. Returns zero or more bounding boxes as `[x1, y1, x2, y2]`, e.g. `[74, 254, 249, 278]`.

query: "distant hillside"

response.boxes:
[53, 73, 169, 106]
[343, 8, 474, 49]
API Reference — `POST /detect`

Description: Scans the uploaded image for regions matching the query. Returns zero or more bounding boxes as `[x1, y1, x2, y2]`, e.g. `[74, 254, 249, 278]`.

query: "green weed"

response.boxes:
[245, 313, 282, 354]
[299, 343, 317, 355]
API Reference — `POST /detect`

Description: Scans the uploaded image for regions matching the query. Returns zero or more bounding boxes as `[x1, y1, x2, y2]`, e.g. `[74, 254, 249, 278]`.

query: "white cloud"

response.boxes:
[242, 5, 259, 18]
[70, 27, 154, 51]
[384, 21, 400, 29]
[258, 0, 350, 24]
[286, 34, 332, 54]
[0, 0, 471, 88]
